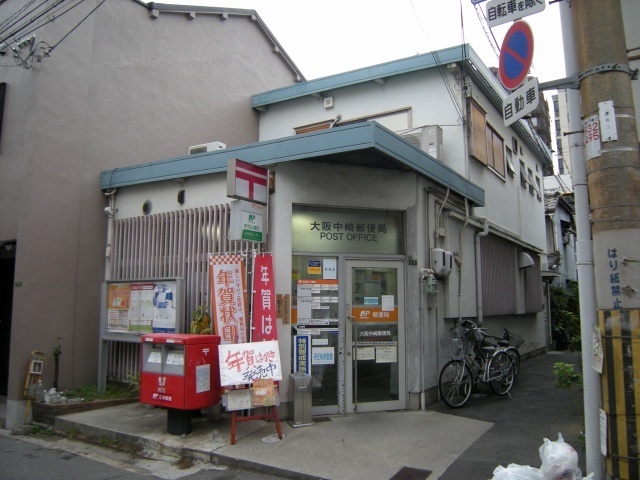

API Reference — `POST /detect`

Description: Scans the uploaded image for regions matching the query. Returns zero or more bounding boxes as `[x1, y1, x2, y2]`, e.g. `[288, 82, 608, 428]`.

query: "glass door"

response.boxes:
[345, 260, 405, 413]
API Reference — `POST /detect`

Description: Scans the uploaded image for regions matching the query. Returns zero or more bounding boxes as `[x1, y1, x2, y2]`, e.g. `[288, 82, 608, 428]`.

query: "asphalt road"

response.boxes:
[429, 350, 588, 479]
[0, 430, 285, 480]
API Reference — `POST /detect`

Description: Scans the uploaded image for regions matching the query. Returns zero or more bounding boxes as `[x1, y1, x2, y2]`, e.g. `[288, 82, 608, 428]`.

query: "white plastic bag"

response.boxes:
[492, 463, 545, 480]
[539, 433, 579, 480]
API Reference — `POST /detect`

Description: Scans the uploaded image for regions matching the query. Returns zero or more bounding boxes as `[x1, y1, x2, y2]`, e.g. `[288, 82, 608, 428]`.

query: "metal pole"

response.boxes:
[559, 3, 603, 477]
[572, 1, 640, 478]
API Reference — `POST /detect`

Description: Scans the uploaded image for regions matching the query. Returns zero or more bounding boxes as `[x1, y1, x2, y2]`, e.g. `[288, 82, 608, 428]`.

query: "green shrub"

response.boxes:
[550, 280, 581, 351]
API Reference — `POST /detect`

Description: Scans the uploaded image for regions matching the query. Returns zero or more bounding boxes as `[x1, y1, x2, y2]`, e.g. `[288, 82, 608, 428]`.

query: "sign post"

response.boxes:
[486, 0, 545, 28]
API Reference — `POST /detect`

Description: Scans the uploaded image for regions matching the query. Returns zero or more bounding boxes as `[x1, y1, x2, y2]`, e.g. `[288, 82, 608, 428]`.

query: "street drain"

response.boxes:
[389, 466, 432, 479]
[312, 416, 332, 422]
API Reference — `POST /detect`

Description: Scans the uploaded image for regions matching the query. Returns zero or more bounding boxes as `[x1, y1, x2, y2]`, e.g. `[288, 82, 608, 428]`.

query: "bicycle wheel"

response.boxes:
[439, 360, 473, 408]
[506, 347, 520, 377]
[488, 351, 515, 396]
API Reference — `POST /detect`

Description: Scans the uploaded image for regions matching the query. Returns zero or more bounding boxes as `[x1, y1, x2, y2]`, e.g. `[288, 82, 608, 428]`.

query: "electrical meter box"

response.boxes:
[140, 333, 221, 410]
[431, 248, 453, 277]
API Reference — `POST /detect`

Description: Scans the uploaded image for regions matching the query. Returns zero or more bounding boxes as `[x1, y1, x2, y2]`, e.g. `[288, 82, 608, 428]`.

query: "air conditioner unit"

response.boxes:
[188, 141, 226, 155]
[400, 126, 443, 159]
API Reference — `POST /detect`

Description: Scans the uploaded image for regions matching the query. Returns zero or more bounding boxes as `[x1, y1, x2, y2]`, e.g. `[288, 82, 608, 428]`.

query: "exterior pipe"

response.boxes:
[104, 189, 117, 280]
[560, 2, 602, 476]
[474, 215, 489, 326]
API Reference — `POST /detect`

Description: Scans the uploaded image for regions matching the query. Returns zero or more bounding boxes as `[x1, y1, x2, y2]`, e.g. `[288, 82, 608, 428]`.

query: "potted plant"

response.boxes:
[190, 305, 212, 334]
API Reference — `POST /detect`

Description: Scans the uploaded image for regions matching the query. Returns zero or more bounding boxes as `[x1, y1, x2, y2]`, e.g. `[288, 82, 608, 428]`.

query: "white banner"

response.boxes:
[218, 340, 282, 387]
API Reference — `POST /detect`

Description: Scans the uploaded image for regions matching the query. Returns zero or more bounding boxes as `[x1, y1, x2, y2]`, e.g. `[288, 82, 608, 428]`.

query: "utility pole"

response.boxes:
[571, 1, 640, 479]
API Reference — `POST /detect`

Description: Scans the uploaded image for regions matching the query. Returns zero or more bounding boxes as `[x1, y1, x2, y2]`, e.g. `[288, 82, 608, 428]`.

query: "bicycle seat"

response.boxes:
[498, 339, 510, 347]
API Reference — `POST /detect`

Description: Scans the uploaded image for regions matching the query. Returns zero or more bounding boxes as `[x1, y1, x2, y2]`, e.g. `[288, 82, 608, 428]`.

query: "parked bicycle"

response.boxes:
[479, 328, 524, 377]
[438, 320, 516, 408]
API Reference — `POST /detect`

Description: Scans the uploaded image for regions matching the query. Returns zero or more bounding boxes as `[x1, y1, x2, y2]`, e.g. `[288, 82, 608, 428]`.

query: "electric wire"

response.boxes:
[408, 0, 464, 123]
[0, 0, 105, 69]
[0, 0, 38, 36]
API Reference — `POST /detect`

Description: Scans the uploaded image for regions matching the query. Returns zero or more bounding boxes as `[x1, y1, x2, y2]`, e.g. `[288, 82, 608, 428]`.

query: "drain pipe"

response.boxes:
[103, 189, 117, 280]
[473, 215, 489, 326]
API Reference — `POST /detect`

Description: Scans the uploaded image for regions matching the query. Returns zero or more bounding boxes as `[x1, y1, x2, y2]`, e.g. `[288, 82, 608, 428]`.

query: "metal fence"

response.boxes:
[105, 203, 259, 383]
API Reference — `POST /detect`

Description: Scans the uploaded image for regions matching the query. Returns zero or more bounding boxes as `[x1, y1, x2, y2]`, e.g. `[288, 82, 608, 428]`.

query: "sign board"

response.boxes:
[218, 340, 282, 386]
[294, 335, 311, 374]
[503, 77, 540, 126]
[100, 278, 184, 342]
[583, 114, 601, 160]
[209, 254, 247, 344]
[230, 200, 266, 242]
[227, 158, 268, 205]
[592, 324, 603, 374]
[487, 0, 545, 28]
[251, 253, 277, 342]
[499, 20, 534, 90]
[598, 100, 618, 142]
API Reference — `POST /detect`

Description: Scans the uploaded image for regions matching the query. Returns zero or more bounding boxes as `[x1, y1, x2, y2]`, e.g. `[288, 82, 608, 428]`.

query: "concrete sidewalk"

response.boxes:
[7, 350, 586, 479]
[54, 402, 492, 480]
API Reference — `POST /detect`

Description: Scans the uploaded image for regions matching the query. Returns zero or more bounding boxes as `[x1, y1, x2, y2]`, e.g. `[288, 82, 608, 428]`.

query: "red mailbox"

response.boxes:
[140, 333, 221, 411]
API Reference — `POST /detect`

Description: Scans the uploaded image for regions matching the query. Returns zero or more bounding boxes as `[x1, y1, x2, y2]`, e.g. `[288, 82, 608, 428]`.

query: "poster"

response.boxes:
[210, 254, 247, 344]
[218, 340, 282, 387]
[106, 280, 179, 334]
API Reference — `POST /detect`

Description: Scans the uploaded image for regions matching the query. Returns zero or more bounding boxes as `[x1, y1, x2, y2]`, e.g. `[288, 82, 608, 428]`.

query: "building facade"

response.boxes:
[101, 44, 553, 416]
[0, 0, 302, 428]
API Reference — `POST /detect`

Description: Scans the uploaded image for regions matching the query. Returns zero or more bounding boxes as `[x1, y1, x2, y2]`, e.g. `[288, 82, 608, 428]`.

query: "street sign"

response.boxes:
[499, 20, 534, 90]
[502, 77, 539, 127]
[486, 0, 546, 28]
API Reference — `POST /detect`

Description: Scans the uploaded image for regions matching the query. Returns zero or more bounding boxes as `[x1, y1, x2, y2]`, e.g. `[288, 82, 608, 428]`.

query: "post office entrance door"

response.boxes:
[345, 260, 405, 413]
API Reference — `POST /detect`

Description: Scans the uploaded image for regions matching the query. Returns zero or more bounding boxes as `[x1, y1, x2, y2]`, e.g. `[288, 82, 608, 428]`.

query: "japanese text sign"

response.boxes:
[252, 254, 277, 342]
[218, 340, 282, 386]
[503, 77, 539, 126]
[486, 0, 545, 28]
[210, 255, 247, 344]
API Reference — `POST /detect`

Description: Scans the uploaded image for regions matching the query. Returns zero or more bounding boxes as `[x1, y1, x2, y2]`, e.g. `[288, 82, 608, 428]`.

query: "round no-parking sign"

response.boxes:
[499, 20, 534, 90]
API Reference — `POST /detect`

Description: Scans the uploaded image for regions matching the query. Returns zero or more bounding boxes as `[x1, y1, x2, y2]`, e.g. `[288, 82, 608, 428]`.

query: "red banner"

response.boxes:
[252, 254, 277, 342]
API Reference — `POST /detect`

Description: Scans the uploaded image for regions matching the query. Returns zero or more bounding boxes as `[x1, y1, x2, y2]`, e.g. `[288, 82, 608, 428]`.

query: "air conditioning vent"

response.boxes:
[188, 141, 226, 155]
[399, 126, 443, 159]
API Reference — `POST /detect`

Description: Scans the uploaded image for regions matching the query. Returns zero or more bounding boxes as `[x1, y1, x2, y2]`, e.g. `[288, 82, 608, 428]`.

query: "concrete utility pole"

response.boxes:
[571, 1, 640, 479]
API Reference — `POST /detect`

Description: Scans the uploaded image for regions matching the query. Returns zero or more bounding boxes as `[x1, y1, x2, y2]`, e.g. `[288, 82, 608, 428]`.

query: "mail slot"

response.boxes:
[140, 333, 221, 411]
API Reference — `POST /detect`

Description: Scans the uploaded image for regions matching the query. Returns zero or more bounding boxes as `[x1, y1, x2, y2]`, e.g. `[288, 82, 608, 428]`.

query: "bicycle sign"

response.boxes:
[486, 0, 546, 28]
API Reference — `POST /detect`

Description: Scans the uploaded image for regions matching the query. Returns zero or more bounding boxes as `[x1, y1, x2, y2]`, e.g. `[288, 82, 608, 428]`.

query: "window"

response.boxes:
[481, 234, 517, 316]
[527, 168, 535, 194]
[519, 160, 528, 188]
[534, 176, 542, 200]
[294, 120, 334, 135]
[505, 147, 516, 177]
[469, 100, 487, 164]
[485, 124, 505, 177]
[339, 108, 411, 131]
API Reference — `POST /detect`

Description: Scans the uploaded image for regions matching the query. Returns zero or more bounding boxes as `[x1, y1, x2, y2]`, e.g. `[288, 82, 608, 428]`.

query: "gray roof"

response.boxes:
[251, 44, 552, 167]
[101, 121, 485, 206]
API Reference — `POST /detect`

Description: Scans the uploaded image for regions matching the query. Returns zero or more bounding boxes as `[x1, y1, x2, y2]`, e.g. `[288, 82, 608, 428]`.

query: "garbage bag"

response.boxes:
[492, 464, 544, 480]
[539, 433, 579, 480]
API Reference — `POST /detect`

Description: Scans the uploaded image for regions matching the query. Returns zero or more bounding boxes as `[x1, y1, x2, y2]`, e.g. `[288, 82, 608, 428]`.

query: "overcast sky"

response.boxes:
[166, 0, 567, 83]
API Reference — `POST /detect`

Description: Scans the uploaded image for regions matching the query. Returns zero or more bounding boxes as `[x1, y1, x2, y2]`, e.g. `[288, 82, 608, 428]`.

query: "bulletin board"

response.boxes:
[99, 278, 185, 342]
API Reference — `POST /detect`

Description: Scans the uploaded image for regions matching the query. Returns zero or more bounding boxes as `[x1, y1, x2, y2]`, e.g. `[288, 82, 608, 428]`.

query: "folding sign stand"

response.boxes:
[230, 405, 283, 445]
[226, 382, 283, 445]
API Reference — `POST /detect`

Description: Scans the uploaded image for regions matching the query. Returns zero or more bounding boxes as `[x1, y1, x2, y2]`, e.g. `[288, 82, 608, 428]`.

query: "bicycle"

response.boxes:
[480, 328, 523, 378]
[438, 320, 516, 408]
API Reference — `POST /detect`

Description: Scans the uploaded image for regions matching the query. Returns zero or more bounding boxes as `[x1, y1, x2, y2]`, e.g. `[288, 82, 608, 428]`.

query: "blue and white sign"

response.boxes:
[294, 335, 311, 374]
[486, 0, 545, 28]
[312, 347, 335, 365]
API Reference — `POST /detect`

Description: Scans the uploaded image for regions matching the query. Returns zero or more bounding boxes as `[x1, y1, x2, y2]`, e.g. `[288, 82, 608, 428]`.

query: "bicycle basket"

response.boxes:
[506, 331, 524, 349]
[440, 327, 474, 359]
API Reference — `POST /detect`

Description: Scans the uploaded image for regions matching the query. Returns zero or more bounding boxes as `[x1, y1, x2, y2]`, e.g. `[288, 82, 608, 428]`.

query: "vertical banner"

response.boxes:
[210, 255, 247, 344]
[252, 254, 277, 342]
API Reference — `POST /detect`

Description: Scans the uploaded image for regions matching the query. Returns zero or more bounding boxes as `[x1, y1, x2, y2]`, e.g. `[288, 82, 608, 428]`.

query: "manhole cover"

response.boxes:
[261, 433, 285, 443]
